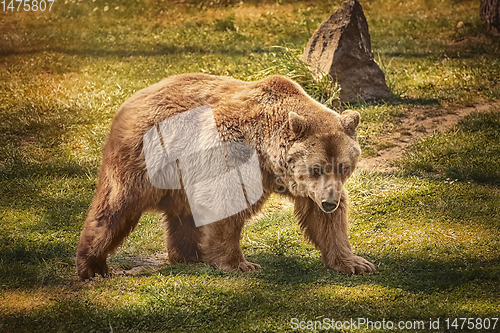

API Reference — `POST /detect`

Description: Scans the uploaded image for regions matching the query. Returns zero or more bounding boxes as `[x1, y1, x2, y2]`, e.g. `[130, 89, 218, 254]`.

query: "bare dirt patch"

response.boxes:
[112, 252, 170, 276]
[357, 102, 500, 172]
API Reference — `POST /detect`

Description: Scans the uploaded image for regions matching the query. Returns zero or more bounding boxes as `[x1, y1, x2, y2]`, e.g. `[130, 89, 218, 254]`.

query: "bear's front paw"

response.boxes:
[238, 260, 261, 272]
[214, 259, 261, 272]
[330, 255, 376, 275]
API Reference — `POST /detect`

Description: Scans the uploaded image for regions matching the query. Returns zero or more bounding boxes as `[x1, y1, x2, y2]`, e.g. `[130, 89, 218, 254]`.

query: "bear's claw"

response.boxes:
[214, 259, 261, 272]
[330, 255, 376, 275]
[238, 260, 261, 272]
[77, 257, 109, 280]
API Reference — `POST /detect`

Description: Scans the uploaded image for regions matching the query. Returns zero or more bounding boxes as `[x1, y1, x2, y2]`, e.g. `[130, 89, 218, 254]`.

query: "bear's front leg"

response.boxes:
[294, 193, 376, 275]
[199, 215, 261, 272]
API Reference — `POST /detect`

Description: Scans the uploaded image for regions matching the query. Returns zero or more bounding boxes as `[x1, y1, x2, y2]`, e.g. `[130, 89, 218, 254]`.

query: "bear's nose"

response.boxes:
[321, 200, 338, 213]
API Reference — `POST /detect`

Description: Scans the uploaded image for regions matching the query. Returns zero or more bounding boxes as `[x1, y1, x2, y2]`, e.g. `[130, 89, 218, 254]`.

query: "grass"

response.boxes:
[400, 109, 500, 185]
[1, 0, 500, 332]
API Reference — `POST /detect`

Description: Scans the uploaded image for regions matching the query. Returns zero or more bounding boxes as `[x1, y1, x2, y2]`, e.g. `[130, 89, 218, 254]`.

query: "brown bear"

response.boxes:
[76, 73, 376, 280]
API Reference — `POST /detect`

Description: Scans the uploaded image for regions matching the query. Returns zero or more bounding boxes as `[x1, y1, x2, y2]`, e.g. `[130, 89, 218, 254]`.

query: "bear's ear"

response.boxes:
[289, 111, 308, 137]
[340, 110, 360, 139]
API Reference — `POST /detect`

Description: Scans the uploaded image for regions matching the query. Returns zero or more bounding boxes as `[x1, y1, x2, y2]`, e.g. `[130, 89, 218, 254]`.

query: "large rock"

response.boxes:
[301, 0, 390, 103]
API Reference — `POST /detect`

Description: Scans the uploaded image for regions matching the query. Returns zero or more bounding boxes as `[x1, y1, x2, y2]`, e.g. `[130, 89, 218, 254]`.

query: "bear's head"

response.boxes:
[284, 109, 361, 213]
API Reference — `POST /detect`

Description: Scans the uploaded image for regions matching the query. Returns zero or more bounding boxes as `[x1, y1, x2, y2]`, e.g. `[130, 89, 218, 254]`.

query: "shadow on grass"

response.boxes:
[2, 255, 499, 332]
[352, 172, 500, 230]
[0, 247, 77, 288]
[0, 176, 93, 225]
[0, 42, 267, 59]
[0, 104, 102, 180]
[4, 237, 497, 292]
[0, 156, 97, 180]
[156, 253, 500, 295]
[0, 178, 92, 287]
[399, 110, 500, 186]
[342, 95, 439, 109]
[383, 51, 494, 60]
[390, 95, 440, 106]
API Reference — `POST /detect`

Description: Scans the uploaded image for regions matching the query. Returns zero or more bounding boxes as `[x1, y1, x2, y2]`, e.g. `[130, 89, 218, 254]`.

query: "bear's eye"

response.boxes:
[312, 166, 321, 176]
[341, 164, 350, 175]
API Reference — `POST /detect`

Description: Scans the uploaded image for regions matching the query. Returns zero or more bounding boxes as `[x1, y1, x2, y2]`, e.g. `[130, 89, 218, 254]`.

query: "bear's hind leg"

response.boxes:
[157, 194, 201, 263]
[294, 193, 376, 275]
[163, 213, 202, 263]
[76, 179, 145, 280]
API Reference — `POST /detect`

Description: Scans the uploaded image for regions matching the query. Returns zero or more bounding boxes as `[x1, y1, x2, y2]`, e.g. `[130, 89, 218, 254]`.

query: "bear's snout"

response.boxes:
[321, 200, 339, 213]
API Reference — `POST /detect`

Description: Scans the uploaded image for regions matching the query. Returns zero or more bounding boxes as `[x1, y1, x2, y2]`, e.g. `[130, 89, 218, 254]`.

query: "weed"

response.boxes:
[254, 46, 341, 109]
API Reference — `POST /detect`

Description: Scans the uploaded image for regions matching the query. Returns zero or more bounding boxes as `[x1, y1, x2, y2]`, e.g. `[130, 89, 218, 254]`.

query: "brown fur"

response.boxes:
[76, 73, 376, 280]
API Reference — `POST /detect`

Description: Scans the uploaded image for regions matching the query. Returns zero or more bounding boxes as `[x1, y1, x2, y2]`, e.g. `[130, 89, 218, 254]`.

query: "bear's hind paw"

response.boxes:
[77, 261, 109, 280]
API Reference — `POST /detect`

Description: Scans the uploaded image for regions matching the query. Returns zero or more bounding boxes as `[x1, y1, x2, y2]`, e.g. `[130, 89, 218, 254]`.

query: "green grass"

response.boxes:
[400, 109, 500, 185]
[1, 0, 500, 332]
